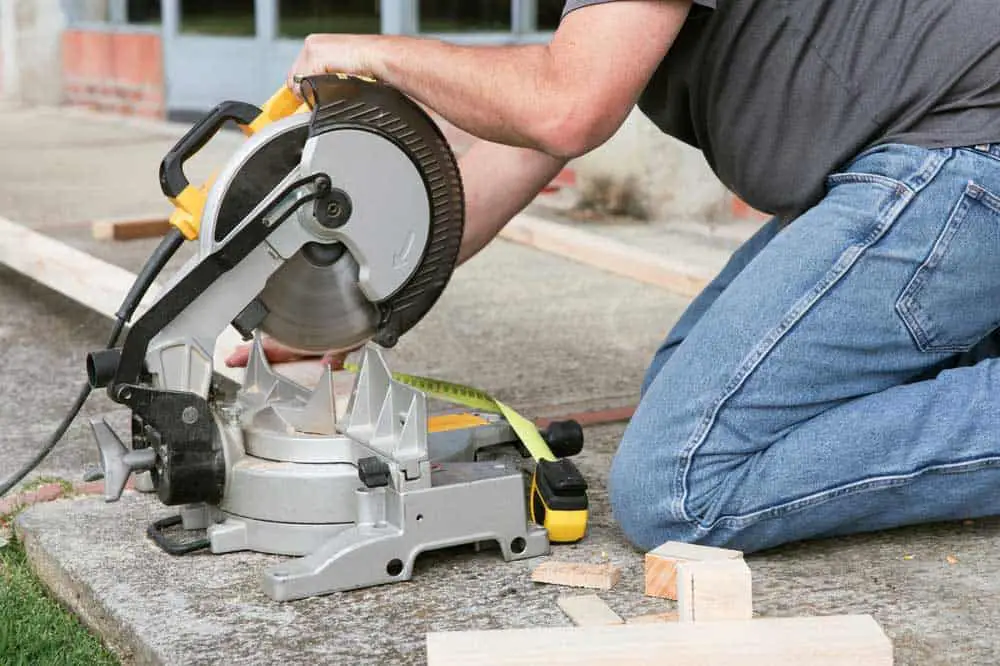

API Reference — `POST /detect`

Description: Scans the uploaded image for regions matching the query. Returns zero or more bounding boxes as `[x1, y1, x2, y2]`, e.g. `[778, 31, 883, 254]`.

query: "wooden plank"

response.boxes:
[0, 215, 333, 394]
[426, 614, 894, 665]
[556, 595, 623, 627]
[675, 559, 753, 623]
[531, 561, 621, 591]
[0, 215, 163, 321]
[498, 214, 715, 298]
[92, 217, 171, 242]
[645, 540, 743, 600]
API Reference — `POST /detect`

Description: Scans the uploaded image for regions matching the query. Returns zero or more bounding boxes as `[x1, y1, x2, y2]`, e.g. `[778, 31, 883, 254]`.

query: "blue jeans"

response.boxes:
[610, 142, 1000, 554]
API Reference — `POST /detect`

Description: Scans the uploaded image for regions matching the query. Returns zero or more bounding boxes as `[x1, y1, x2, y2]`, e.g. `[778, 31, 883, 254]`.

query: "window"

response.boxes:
[180, 0, 255, 36]
[279, 0, 382, 38]
[127, 0, 161, 24]
[419, 1, 512, 33]
[537, 0, 565, 31]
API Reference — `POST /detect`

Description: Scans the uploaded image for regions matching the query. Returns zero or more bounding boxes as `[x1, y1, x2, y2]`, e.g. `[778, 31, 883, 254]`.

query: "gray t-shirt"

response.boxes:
[562, 1, 1000, 219]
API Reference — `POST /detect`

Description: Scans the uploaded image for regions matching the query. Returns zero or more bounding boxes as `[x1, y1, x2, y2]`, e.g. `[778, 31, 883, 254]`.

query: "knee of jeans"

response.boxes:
[608, 425, 693, 551]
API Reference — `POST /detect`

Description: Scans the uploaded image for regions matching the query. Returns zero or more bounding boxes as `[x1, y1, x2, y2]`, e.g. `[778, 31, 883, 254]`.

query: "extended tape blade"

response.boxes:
[343, 364, 555, 461]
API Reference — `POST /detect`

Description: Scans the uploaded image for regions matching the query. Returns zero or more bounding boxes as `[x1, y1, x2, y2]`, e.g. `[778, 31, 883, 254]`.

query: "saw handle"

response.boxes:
[159, 101, 261, 200]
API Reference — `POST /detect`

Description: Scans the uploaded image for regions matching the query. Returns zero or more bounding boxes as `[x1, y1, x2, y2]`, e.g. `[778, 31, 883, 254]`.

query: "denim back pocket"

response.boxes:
[896, 182, 1000, 353]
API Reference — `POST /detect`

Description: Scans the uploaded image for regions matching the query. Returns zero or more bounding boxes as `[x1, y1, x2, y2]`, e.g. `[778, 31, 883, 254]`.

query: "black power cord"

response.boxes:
[0, 229, 186, 498]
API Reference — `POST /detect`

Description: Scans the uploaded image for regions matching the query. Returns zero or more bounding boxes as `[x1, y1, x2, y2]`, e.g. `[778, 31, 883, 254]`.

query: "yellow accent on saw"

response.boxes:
[427, 413, 491, 433]
[246, 86, 310, 135]
[168, 178, 214, 241]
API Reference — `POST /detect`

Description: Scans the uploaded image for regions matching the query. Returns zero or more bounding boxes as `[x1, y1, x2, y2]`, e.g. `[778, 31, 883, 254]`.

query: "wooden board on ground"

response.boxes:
[530, 561, 621, 591]
[425, 614, 894, 666]
[556, 595, 623, 627]
[645, 540, 743, 600]
[499, 214, 715, 298]
[92, 216, 171, 241]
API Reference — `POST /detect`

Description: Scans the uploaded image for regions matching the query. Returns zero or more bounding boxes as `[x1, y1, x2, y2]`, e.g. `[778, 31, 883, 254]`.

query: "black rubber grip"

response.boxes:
[159, 101, 262, 199]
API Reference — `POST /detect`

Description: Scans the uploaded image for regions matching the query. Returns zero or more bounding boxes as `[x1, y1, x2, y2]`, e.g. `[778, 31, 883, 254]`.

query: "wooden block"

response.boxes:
[676, 559, 753, 622]
[645, 540, 743, 600]
[556, 594, 623, 627]
[91, 216, 171, 241]
[626, 611, 679, 624]
[426, 614, 894, 665]
[530, 561, 620, 590]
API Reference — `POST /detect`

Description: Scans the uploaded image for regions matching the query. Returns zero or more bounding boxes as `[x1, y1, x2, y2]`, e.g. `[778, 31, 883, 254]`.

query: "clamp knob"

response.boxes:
[88, 418, 157, 502]
[542, 420, 585, 458]
[358, 456, 391, 489]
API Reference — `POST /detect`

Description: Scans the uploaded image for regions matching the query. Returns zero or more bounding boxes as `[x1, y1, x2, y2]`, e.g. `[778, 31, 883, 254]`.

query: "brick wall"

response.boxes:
[61, 29, 165, 118]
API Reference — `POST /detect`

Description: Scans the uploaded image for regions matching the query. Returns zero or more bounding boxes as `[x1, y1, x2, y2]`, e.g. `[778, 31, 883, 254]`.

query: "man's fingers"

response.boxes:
[224, 338, 320, 368]
[321, 351, 348, 370]
[225, 346, 250, 368]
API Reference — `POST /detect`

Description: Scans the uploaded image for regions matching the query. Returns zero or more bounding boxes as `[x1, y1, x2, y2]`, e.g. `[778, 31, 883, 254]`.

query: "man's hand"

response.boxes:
[225, 336, 351, 370]
[286, 34, 381, 95]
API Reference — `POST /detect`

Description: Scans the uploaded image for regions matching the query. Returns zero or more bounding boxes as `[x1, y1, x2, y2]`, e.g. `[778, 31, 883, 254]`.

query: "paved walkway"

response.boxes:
[2, 105, 998, 665]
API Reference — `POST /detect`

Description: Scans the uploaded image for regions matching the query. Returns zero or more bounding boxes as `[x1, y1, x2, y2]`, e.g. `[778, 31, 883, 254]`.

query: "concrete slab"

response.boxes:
[16, 424, 1000, 665]
[0, 107, 241, 229]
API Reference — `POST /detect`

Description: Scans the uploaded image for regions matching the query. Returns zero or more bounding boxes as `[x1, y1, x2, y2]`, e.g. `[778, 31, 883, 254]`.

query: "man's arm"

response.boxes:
[456, 141, 566, 264]
[288, 1, 693, 158]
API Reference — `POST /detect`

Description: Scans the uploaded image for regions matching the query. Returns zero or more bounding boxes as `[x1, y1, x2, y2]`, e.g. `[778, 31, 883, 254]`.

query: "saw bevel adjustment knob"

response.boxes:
[89, 417, 157, 502]
[358, 456, 391, 489]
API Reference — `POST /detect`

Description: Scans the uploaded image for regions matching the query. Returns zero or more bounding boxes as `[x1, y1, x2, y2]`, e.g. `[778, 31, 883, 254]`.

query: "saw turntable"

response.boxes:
[83, 75, 589, 602]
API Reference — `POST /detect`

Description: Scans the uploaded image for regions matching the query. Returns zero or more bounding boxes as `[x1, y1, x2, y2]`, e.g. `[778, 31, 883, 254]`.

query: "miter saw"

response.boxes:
[82, 74, 589, 602]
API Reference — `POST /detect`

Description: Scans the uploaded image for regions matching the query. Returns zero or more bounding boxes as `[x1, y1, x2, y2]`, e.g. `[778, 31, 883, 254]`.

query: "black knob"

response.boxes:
[87, 348, 122, 389]
[543, 420, 584, 458]
[358, 456, 391, 488]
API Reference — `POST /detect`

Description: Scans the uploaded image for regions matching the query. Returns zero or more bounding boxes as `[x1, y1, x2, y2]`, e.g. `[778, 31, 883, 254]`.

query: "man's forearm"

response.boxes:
[370, 39, 562, 153]
[456, 141, 567, 265]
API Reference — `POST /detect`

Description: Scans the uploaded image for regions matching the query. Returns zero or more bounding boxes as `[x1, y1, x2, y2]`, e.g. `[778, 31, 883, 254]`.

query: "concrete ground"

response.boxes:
[2, 105, 999, 665]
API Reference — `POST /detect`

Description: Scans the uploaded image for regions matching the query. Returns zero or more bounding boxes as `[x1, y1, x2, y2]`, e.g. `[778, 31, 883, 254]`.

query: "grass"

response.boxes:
[0, 506, 119, 666]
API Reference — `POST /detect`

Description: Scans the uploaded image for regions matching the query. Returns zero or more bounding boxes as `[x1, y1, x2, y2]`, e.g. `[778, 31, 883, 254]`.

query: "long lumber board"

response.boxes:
[0, 215, 327, 391]
[498, 214, 716, 299]
[426, 614, 894, 665]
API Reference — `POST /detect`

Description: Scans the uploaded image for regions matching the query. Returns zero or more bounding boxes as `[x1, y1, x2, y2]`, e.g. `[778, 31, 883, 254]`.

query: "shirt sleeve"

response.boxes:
[562, 0, 716, 20]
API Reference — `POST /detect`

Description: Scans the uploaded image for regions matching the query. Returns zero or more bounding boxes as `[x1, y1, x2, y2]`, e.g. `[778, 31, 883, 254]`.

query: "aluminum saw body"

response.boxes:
[197, 76, 464, 353]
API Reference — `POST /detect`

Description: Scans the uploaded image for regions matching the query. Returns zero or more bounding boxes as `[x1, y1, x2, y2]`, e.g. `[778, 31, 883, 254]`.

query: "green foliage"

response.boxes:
[0, 536, 119, 666]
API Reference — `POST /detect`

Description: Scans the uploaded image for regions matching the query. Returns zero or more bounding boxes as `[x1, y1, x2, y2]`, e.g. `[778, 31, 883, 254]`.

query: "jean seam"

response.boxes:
[960, 146, 1000, 168]
[826, 172, 913, 194]
[708, 456, 1000, 529]
[674, 148, 954, 528]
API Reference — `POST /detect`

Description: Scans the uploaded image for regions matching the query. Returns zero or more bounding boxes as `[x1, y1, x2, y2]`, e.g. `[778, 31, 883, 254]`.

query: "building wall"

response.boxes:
[0, 0, 67, 106]
[62, 29, 164, 117]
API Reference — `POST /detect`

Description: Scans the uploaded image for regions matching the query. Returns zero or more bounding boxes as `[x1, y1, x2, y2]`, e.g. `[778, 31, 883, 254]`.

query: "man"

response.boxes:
[238, 0, 1000, 554]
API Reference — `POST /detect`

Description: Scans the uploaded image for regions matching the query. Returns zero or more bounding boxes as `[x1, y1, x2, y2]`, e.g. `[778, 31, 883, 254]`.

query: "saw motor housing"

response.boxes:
[83, 75, 557, 600]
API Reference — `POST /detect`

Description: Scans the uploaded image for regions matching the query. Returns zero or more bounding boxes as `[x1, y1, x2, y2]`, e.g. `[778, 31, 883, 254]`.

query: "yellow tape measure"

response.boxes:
[344, 364, 589, 543]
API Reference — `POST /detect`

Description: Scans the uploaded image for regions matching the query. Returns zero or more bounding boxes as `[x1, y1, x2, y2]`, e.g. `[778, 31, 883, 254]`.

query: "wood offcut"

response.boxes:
[531, 561, 621, 590]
